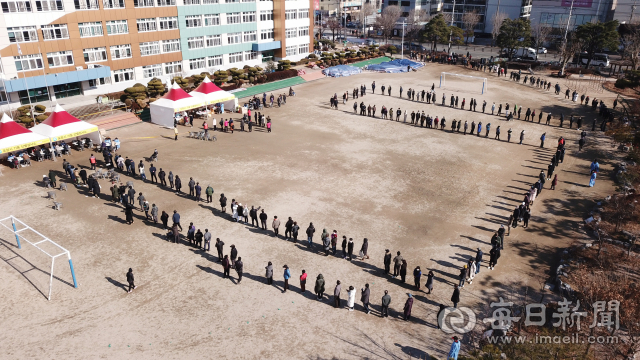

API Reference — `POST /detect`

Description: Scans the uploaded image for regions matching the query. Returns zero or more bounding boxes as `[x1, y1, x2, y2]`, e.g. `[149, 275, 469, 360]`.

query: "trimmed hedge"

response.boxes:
[265, 69, 298, 82]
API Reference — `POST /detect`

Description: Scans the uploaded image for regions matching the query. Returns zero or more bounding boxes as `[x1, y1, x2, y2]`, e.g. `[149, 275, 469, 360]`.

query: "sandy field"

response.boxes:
[0, 64, 620, 359]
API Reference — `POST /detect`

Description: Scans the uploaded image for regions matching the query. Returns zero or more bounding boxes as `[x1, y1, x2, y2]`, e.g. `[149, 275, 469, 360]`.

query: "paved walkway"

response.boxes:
[234, 76, 306, 99]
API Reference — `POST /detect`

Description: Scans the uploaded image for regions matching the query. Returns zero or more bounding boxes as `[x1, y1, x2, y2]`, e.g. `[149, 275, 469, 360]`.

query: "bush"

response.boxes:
[147, 78, 165, 97]
[615, 78, 633, 89]
[36, 114, 48, 122]
[34, 105, 46, 113]
[172, 76, 190, 89]
[308, 54, 317, 59]
[124, 86, 147, 100]
[19, 116, 31, 124]
[265, 69, 298, 82]
[213, 70, 229, 85]
[278, 60, 292, 71]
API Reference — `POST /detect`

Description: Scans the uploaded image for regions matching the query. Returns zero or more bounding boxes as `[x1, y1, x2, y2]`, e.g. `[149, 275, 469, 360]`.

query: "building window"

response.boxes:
[228, 51, 242, 63]
[207, 55, 222, 67]
[285, 27, 297, 38]
[244, 51, 257, 61]
[242, 11, 256, 22]
[184, 0, 199, 4]
[137, 18, 157, 32]
[227, 32, 241, 44]
[103, 0, 125, 8]
[89, 77, 111, 87]
[204, 14, 220, 26]
[83, 47, 107, 62]
[162, 39, 181, 53]
[78, 22, 103, 37]
[260, 10, 273, 21]
[286, 45, 297, 56]
[41, 24, 69, 40]
[224, 0, 238, 2]
[260, 28, 274, 40]
[226, 12, 240, 24]
[400, 0, 409, 5]
[110, 44, 132, 59]
[205, 34, 221, 47]
[189, 57, 206, 70]
[143, 64, 163, 78]
[298, 9, 308, 18]
[113, 68, 134, 83]
[1, 0, 31, 12]
[202, 0, 218, 3]
[156, 0, 175, 5]
[140, 41, 161, 56]
[298, 26, 309, 37]
[185, 15, 202, 27]
[133, 0, 154, 7]
[35, 0, 63, 11]
[8, 26, 38, 43]
[106, 20, 128, 35]
[14, 54, 43, 71]
[299, 44, 309, 53]
[19, 87, 48, 105]
[285, 9, 297, 20]
[164, 61, 182, 75]
[241, 0, 254, 2]
[47, 51, 73, 67]
[187, 36, 204, 49]
[74, 0, 99, 9]
[243, 30, 257, 42]
[159, 17, 178, 30]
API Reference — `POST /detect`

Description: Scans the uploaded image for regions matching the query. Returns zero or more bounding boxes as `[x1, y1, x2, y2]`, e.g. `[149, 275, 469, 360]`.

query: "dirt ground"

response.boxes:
[0, 64, 621, 359]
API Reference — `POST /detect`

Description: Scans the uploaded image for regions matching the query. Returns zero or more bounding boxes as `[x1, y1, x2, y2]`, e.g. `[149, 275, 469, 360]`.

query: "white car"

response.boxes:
[538, 47, 547, 54]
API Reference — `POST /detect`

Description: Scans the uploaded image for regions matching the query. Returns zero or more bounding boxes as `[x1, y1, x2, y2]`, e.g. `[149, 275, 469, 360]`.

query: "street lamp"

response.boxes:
[401, 19, 406, 58]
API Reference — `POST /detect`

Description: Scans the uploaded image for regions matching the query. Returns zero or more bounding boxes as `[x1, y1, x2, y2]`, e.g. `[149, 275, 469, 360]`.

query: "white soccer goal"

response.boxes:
[440, 72, 488, 95]
[0, 215, 78, 300]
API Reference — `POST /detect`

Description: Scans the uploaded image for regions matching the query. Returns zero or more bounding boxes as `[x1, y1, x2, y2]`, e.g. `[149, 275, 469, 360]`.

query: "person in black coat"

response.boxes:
[160, 210, 169, 229]
[341, 236, 347, 258]
[175, 175, 182, 193]
[426, 270, 434, 294]
[360, 238, 369, 260]
[158, 168, 166, 186]
[451, 285, 460, 308]
[347, 238, 354, 260]
[235, 257, 243, 284]
[284, 217, 294, 239]
[512, 207, 520, 228]
[383, 249, 391, 274]
[92, 180, 100, 198]
[259, 210, 268, 230]
[125, 203, 134, 225]
[215, 238, 224, 262]
[230, 245, 238, 266]
[219, 193, 227, 213]
[475, 248, 483, 274]
[126, 268, 136, 293]
[79, 169, 87, 185]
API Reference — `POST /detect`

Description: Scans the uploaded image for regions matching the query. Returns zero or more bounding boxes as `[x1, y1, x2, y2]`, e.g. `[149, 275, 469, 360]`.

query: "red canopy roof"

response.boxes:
[41, 104, 81, 128]
[193, 76, 222, 95]
[0, 113, 30, 140]
[163, 82, 193, 101]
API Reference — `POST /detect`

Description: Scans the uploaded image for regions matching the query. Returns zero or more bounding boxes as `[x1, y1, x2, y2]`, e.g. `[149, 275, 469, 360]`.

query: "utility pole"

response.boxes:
[559, 0, 574, 76]
[401, 19, 406, 58]
[447, 0, 456, 54]
[631, 0, 637, 23]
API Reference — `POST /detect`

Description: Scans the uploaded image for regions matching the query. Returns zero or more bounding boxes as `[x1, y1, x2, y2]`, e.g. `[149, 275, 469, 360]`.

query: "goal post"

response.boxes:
[0, 215, 78, 300]
[440, 72, 488, 95]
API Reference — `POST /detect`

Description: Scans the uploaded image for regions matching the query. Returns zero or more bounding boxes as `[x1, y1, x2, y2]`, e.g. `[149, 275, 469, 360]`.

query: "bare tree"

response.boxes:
[462, 10, 481, 44]
[531, 22, 552, 51]
[356, 3, 376, 26]
[326, 17, 341, 42]
[406, 9, 429, 45]
[490, 11, 508, 48]
[559, 31, 583, 75]
[621, 31, 640, 70]
[374, 5, 402, 44]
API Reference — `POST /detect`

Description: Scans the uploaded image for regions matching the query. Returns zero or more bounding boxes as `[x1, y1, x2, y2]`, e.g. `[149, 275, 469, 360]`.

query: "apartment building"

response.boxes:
[0, 0, 313, 106]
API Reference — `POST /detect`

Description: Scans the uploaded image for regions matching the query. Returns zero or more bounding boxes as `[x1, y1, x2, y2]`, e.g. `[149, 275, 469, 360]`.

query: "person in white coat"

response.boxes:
[232, 201, 238, 222]
[347, 286, 356, 311]
[243, 206, 249, 223]
[468, 260, 477, 284]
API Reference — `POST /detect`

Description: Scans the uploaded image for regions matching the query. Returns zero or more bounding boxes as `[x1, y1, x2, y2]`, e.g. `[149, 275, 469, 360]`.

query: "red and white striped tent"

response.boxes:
[190, 76, 238, 111]
[150, 81, 204, 128]
[0, 113, 49, 156]
[31, 104, 101, 143]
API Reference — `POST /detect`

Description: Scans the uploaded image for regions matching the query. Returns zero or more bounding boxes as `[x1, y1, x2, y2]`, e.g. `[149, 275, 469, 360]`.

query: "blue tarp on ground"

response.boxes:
[322, 65, 362, 77]
[365, 59, 425, 73]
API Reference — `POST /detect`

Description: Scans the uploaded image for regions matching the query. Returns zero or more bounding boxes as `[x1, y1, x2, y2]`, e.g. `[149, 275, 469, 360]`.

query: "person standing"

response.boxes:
[403, 294, 414, 320]
[400, 259, 408, 283]
[347, 286, 356, 311]
[393, 251, 403, 277]
[384, 249, 391, 275]
[265, 261, 274, 285]
[425, 270, 434, 294]
[347, 238, 354, 260]
[333, 280, 342, 308]
[360, 238, 369, 260]
[205, 185, 214, 203]
[284, 217, 294, 240]
[259, 210, 268, 230]
[540, 132, 546, 148]
[292, 221, 299, 243]
[300, 269, 307, 292]
[219, 193, 227, 213]
[448, 336, 461, 360]
[341, 236, 347, 259]
[272, 216, 281, 237]
[235, 257, 243, 284]
[413, 266, 422, 290]
[381, 290, 391, 317]
[314, 274, 325, 300]
[122, 267, 137, 294]
[195, 183, 202, 202]
[215, 238, 224, 262]
[451, 285, 460, 308]
[519, 130, 525, 145]
[551, 174, 558, 190]
[306, 222, 315, 248]
[475, 248, 483, 274]
[361, 283, 371, 314]
[161, 210, 169, 230]
[230, 244, 237, 267]
[283, 265, 291, 292]
[222, 255, 231, 278]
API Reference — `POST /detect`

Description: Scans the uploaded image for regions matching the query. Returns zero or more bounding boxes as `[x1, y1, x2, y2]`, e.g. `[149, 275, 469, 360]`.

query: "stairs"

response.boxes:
[88, 112, 142, 131]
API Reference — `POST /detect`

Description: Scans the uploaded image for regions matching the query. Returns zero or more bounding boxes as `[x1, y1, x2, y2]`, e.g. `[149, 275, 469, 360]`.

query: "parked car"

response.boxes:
[364, 39, 379, 45]
[537, 47, 547, 54]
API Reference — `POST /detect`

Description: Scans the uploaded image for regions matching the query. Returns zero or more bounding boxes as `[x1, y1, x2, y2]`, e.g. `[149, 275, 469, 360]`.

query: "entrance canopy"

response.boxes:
[150, 82, 204, 128]
[31, 104, 101, 143]
[0, 114, 49, 155]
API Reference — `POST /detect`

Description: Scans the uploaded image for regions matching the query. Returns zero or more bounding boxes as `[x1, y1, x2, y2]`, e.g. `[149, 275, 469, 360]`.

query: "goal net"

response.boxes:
[0, 215, 78, 300]
[440, 72, 487, 95]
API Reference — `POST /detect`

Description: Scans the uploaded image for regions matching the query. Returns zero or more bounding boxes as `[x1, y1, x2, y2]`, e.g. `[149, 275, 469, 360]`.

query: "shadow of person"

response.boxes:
[105, 276, 127, 292]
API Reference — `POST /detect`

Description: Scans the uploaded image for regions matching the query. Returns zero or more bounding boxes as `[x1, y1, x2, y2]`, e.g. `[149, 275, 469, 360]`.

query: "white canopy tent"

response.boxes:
[190, 76, 238, 112]
[31, 104, 101, 144]
[0, 113, 49, 157]
[150, 82, 204, 128]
